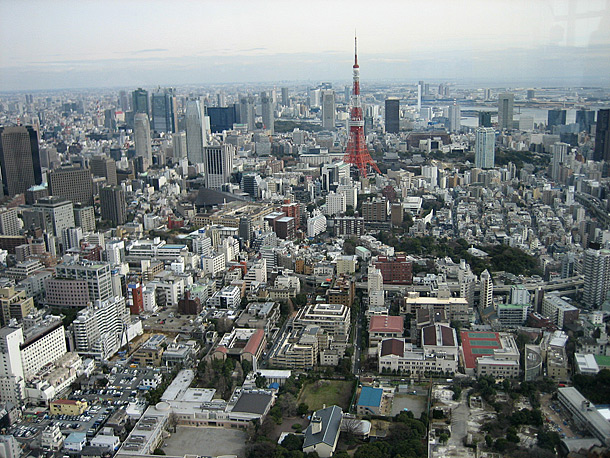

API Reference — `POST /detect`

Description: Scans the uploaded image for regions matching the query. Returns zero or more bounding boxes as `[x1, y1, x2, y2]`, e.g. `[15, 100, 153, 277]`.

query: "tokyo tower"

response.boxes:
[343, 35, 380, 178]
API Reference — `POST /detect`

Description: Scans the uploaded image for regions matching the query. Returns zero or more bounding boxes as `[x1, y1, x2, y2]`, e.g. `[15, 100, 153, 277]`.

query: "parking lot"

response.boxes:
[161, 425, 247, 457]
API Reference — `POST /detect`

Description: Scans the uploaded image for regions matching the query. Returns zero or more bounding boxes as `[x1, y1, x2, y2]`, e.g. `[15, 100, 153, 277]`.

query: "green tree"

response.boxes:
[297, 402, 309, 416]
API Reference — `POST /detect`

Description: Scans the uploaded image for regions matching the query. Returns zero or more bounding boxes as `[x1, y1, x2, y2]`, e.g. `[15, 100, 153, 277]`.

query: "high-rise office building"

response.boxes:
[475, 127, 496, 169]
[119, 90, 130, 112]
[73, 203, 96, 232]
[134, 113, 152, 165]
[172, 131, 187, 160]
[321, 90, 336, 130]
[90, 155, 117, 186]
[0, 208, 20, 236]
[281, 87, 289, 106]
[594, 109, 610, 162]
[448, 103, 461, 132]
[551, 142, 569, 181]
[548, 109, 567, 131]
[0, 126, 42, 197]
[204, 144, 235, 189]
[207, 106, 237, 133]
[239, 96, 255, 131]
[260, 92, 274, 134]
[497, 93, 514, 130]
[185, 99, 207, 164]
[385, 98, 400, 134]
[48, 166, 94, 206]
[576, 109, 595, 133]
[25, 197, 75, 237]
[151, 89, 177, 133]
[583, 248, 610, 308]
[0, 325, 25, 404]
[100, 186, 127, 226]
[478, 111, 492, 128]
[479, 269, 493, 310]
[241, 174, 262, 198]
[132, 88, 149, 115]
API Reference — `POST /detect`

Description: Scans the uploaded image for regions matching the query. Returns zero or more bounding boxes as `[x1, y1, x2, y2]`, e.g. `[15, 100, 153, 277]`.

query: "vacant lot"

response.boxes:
[162, 425, 247, 457]
[390, 394, 427, 417]
[298, 380, 354, 411]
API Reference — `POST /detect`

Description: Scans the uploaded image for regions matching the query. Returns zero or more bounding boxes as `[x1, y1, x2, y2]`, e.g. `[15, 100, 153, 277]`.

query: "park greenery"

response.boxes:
[573, 369, 610, 404]
[374, 234, 542, 277]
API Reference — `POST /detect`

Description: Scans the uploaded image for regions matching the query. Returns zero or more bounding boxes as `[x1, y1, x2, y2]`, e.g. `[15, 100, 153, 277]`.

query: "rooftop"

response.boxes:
[357, 386, 383, 408]
[369, 315, 403, 334]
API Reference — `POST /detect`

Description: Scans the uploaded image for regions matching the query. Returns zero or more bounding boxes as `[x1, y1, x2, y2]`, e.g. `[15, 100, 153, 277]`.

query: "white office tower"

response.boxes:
[479, 269, 493, 311]
[337, 184, 358, 208]
[203, 144, 235, 190]
[185, 99, 207, 164]
[422, 165, 438, 188]
[134, 113, 152, 165]
[104, 239, 125, 264]
[475, 127, 496, 169]
[551, 142, 569, 181]
[368, 266, 383, 293]
[0, 325, 25, 404]
[193, 232, 212, 256]
[583, 248, 610, 308]
[324, 192, 346, 216]
[72, 295, 130, 360]
[460, 273, 476, 308]
[448, 103, 461, 132]
[172, 131, 187, 159]
[518, 116, 534, 131]
[239, 95, 255, 131]
[62, 227, 83, 251]
[497, 92, 514, 130]
[307, 211, 327, 238]
[417, 82, 422, 111]
[261, 91, 274, 134]
[566, 186, 575, 206]
[321, 90, 336, 130]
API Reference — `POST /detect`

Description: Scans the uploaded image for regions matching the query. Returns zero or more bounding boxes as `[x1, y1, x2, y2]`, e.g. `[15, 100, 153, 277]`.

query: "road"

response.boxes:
[352, 298, 364, 374]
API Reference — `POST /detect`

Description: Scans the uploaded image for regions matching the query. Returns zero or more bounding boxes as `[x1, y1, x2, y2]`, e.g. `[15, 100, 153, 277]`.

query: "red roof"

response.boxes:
[460, 330, 502, 369]
[52, 399, 78, 405]
[422, 324, 455, 347]
[380, 339, 404, 357]
[369, 315, 404, 334]
[243, 329, 265, 355]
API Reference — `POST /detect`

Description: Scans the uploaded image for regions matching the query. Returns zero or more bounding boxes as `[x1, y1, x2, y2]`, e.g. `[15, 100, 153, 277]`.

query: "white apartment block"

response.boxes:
[307, 212, 327, 238]
[202, 253, 226, 276]
[207, 285, 241, 309]
[324, 192, 346, 217]
[294, 303, 350, 337]
[72, 296, 130, 360]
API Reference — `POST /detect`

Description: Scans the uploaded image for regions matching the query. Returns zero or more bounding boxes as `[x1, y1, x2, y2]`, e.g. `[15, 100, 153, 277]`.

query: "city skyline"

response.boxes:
[1, 0, 610, 91]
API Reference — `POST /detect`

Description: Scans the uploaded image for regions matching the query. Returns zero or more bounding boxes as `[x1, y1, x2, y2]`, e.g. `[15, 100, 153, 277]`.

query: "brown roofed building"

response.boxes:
[369, 315, 404, 347]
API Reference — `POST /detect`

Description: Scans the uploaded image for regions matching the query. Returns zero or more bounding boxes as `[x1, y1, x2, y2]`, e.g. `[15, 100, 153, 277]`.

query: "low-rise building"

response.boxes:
[303, 405, 343, 458]
[369, 315, 404, 347]
[356, 386, 383, 416]
[403, 292, 471, 323]
[212, 328, 266, 369]
[460, 330, 520, 378]
[558, 387, 610, 446]
[131, 335, 166, 367]
[575, 353, 600, 375]
[50, 399, 88, 416]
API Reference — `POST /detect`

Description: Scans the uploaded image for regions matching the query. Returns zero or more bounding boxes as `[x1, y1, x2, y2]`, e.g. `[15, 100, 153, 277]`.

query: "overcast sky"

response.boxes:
[1, 0, 610, 91]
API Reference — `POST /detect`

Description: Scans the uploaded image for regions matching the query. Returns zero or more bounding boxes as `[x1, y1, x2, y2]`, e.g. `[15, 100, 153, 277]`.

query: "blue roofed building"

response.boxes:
[303, 405, 343, 458]
[357, 386, 383, 415]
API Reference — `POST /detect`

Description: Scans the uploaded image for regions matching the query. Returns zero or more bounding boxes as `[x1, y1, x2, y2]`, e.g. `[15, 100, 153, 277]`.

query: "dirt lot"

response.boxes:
[539, 393, 581, 439]
[390, 394, 427, 417]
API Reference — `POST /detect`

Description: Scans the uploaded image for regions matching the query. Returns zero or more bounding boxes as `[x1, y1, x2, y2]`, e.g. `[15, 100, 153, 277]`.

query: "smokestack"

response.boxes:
[311, 416, 322, 434]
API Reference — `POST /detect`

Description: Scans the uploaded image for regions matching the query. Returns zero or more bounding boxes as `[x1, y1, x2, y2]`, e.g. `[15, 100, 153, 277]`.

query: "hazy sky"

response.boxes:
[1, 0, 610, 91]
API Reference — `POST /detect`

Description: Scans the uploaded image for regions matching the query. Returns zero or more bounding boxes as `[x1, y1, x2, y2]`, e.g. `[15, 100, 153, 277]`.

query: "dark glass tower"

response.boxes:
[132, 88, 149, 115]
[0, 126, 42, 197]
[385, 98, 400, 134]
[151, 89, 177, 133]
[594, 109, 610, 162]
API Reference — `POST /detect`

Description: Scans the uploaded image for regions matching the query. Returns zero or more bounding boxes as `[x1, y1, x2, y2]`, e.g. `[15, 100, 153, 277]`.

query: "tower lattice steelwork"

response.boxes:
[343, 35, 380, 178]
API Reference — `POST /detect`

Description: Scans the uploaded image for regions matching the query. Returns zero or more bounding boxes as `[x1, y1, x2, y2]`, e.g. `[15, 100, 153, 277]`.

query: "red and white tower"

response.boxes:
[344, 35, 380, 178]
